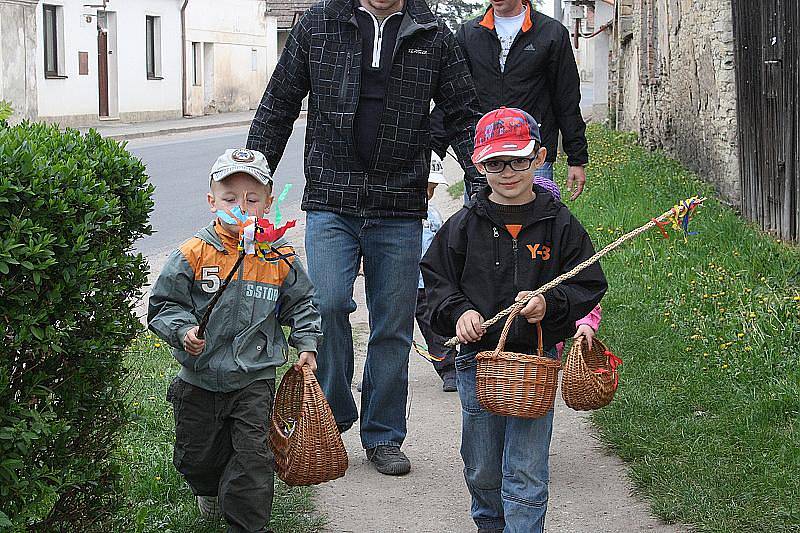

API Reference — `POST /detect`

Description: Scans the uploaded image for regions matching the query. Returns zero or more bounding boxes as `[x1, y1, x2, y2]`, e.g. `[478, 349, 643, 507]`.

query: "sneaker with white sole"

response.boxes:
[196, 495, 221, 521]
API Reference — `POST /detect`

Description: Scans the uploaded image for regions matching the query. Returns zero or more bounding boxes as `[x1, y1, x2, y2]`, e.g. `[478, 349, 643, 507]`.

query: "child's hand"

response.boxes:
[516, 292, 546, 323]
[183, 326, 205, 356]
[574, 324, 596, 350]
[295, 351, 317, 372]
[457, 310, 485, 344]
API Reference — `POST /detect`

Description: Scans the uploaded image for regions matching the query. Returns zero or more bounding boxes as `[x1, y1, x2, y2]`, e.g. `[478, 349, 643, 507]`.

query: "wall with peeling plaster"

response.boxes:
[609, 0, 739, 204]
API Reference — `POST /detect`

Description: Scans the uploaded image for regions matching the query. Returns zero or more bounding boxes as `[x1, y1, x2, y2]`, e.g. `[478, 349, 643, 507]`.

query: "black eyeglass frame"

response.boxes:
[481, 157, 537, 174]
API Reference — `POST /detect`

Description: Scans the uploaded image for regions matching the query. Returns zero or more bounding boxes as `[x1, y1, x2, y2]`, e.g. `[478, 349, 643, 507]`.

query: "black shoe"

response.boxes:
[442, 373, 457, 393]
[365, 445, 411, 476]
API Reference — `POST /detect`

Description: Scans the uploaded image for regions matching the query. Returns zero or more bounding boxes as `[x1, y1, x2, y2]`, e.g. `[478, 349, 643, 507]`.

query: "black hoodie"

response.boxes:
[420, 185, 607, 354]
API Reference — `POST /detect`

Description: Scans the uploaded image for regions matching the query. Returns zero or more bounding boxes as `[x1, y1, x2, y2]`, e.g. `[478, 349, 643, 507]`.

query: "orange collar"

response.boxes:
[479, 1, 533, 32]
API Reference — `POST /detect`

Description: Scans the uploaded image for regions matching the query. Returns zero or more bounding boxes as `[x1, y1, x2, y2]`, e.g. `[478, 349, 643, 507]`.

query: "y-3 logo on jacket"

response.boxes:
[526, 243, 551, 261]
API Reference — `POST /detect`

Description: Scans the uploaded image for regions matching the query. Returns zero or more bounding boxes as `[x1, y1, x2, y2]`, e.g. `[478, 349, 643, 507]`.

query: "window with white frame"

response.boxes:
[146, 15, 163, 79]
[251, 49, 258, 71]
[43, 4, 66, 78]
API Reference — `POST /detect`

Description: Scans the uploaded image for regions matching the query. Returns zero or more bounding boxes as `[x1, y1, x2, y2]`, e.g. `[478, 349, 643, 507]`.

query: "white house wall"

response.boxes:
[184, 0, 277, 116]
[35, 0, 181, 126]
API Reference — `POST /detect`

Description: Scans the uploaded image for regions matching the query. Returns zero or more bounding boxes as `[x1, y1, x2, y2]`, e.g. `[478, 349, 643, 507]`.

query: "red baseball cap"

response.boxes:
[472, 107, 542, 164]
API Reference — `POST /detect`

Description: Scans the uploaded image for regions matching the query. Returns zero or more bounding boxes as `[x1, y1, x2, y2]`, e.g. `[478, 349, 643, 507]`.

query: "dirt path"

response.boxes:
[311, 170, 689, 532]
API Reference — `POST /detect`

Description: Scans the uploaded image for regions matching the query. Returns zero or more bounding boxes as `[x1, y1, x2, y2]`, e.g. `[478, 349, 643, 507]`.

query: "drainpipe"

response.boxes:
[181, 0, 189, 116]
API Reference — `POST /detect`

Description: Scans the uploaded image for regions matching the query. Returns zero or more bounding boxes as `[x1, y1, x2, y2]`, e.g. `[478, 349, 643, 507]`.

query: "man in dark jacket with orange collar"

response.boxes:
[247, 0, 482, 476]
[432, 0, 589, 200]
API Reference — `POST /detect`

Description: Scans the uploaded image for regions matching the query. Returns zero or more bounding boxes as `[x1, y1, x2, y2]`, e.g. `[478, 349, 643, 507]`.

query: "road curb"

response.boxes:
[96, 111, 308, 142]
[103, 119, 254, 141]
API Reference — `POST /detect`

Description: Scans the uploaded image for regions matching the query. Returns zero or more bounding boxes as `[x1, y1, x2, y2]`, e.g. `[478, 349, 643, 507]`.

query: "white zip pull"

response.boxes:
[358, 7, 402, 69]
[493, 227, 499, 238]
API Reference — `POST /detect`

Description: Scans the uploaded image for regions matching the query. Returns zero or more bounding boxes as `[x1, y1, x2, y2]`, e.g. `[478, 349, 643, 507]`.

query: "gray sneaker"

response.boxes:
[196, 495, 221, 521]
[366, 445, 411, 476]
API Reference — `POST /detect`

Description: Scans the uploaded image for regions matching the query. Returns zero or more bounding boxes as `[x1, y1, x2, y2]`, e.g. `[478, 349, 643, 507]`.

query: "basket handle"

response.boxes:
[492, 304, 544, 358]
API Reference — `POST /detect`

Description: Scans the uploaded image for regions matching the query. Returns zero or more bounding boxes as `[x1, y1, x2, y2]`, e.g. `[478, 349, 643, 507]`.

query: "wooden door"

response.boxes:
[98, 29, 109, 117]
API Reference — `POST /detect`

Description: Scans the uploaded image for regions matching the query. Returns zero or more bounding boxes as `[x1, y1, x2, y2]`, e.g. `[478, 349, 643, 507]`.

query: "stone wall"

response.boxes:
[609, 0, 739, 204]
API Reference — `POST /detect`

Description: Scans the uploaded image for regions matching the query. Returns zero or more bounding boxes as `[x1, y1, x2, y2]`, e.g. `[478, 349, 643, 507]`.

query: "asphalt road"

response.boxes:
[128, 121, 307, 258]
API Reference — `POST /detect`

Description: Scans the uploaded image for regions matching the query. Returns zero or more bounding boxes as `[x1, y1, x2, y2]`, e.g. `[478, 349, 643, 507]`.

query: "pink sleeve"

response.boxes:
[575, 304, 602, 332]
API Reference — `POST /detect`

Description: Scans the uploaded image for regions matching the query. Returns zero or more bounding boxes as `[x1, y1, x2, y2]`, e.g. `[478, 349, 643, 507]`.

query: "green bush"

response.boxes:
[0, 122, 153, 530]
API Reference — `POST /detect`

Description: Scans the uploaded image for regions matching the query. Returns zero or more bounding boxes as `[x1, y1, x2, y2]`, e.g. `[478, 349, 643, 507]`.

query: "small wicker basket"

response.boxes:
[269, 365, 348, 486]
[561, 336, 621, 411]
[476, 308, 561, 419]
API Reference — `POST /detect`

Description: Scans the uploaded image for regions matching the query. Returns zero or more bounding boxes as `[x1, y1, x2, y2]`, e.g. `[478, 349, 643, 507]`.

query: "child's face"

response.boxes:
[478, 147, 547, 205]
[207, 172, 274, 235]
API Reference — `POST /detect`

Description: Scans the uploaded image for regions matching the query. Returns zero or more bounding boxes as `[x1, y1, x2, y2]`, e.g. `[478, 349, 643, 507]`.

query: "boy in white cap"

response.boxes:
[415, 153, 458, 391]
[148, 148, 321, 533]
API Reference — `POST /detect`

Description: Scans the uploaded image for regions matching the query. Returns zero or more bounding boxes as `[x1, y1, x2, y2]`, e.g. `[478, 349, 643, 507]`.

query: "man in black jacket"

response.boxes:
[247, 0, 482, 476]
[432, 0, 589, 200]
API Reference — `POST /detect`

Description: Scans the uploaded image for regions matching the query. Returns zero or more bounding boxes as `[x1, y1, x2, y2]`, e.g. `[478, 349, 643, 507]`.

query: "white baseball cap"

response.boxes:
[210, 148, 273, 186]
[429, 153, 448, 185]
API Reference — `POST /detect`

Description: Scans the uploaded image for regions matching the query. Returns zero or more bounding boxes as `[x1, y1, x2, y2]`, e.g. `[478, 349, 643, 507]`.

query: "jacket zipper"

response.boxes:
[231, 257, 246, 368]
[512, 236, 520, 341]
[357, 9, 402, 214]
[493, 227, 500, 269]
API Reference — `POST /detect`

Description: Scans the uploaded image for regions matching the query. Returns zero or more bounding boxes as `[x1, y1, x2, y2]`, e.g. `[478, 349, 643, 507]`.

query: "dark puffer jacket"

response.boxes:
[247, 0, 482, 218]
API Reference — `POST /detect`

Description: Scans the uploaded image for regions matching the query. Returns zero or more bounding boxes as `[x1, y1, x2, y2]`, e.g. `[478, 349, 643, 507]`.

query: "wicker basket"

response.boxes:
[269, 365, 348, 486]
[561, 336, 621, 411]
[476, 308, 561, 419]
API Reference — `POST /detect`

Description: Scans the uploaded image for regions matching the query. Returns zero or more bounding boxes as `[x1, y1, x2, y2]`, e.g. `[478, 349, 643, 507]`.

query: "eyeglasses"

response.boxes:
[482, 157, 535, 174]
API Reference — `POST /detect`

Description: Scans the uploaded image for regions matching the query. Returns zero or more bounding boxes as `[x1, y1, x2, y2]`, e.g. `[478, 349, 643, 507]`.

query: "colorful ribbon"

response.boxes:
[412, 340, 446, 362]
[593, 349, 623, 390]
[651, 195, 702, 240]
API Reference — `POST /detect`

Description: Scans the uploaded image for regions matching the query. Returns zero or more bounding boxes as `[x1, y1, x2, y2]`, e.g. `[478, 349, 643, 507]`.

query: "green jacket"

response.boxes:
[148, 222, 322, 392]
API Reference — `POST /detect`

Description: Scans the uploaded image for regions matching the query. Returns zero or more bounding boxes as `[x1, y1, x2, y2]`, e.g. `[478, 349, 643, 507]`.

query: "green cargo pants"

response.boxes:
[167, 377, 276, 533]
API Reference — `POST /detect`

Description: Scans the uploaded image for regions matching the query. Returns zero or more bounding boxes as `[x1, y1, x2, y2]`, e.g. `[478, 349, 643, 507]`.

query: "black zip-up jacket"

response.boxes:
[247, 0, 482, 219]
[430, 3, 588, 169]
[420, 186, 606, 354]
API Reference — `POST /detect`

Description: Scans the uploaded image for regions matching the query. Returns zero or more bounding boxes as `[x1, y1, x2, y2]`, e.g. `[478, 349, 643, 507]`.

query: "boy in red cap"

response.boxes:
[421, 108, 607, 533]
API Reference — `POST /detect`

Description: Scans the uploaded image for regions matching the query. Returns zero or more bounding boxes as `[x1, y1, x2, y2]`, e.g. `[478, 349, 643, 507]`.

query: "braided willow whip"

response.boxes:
[443, 197, 706, 347]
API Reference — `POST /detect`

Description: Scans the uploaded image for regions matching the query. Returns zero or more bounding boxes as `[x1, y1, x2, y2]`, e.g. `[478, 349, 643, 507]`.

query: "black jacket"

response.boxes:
[431, 4, 588, 169]
[247, 0, 482, 219]
[420, 186, 606, 354]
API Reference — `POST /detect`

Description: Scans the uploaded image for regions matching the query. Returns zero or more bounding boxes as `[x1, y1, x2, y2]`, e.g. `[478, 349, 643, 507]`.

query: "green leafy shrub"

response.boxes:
[0, 101, 12, 127]
[0, 122, 154, 530]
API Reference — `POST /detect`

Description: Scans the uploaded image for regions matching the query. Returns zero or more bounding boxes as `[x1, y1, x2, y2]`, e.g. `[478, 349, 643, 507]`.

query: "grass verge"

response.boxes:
[562, 126, 798, 532]
[113, 333, 325, 532]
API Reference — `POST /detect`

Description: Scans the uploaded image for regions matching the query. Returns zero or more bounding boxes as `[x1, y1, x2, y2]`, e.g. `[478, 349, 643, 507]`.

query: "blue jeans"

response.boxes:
[463, 162, 555, 205]
[456, 350, 555, 533]
[305, 210, 422, 449]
